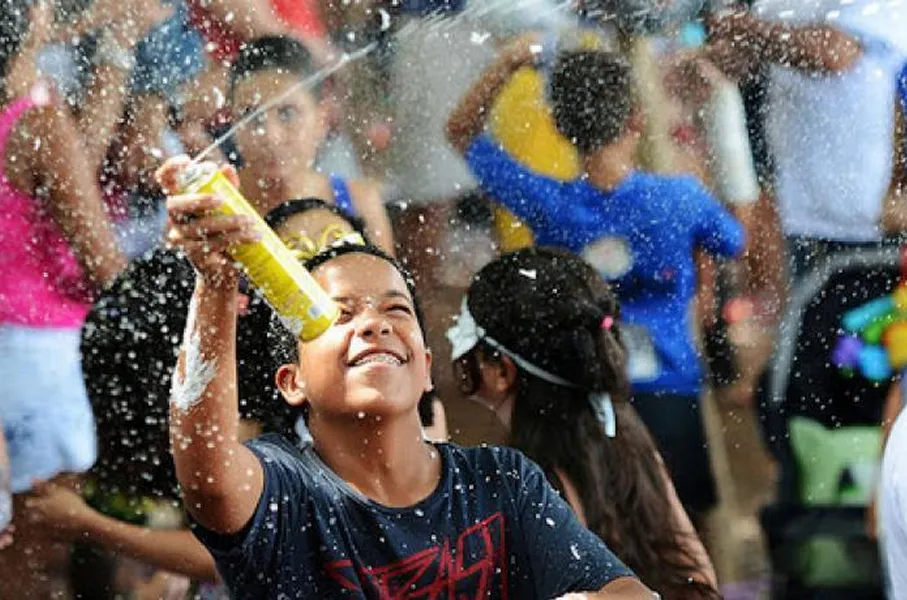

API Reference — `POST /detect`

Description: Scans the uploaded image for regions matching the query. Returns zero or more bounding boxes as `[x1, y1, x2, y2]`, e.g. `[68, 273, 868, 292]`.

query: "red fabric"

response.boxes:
[272, 0, 325, 39]
[187, 1, 243, 62]
[188, 0, 325, 62]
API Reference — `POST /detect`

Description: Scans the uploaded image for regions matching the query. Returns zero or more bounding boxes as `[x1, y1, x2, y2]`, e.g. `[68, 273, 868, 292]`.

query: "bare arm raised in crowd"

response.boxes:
[26, 481, 217, 582]
[3, 2, 55, 101]
[75, 0, 173, 169]
[705, 10, 862, 80]
[201, 0, 332, 63]
[446, 35, 538, 154]
[8, 0, 172, 171]
[5, 94, 126, 289]
[157, 160, 264, 535]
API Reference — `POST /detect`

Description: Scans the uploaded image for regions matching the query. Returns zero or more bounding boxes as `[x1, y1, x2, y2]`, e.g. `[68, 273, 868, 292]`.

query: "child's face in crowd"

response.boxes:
[231, 70, 326, 193]
[463, 351, 517, 428]
[277, 254, 433, 422]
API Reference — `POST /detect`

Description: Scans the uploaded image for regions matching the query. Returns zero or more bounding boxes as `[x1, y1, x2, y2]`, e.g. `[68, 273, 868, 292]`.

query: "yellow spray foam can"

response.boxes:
[179, 162, 338, 341]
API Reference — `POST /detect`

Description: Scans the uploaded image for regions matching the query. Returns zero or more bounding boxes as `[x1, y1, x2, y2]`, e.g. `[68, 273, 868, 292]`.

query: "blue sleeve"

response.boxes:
[899, 63, 907, 114]
[511, 452, 635, 595]
[464, 135, 565, 232]
[190, 436, 310, 591]
[684, 178, 745, 258]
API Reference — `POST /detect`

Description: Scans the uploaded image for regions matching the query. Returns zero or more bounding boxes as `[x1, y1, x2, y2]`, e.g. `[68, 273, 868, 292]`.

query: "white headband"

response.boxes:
[447, 299, 616, 437]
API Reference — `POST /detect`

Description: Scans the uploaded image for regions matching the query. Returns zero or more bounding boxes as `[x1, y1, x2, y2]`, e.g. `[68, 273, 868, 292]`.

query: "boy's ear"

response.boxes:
[423, 349, 434, 394]
[276, 363, 307, 407]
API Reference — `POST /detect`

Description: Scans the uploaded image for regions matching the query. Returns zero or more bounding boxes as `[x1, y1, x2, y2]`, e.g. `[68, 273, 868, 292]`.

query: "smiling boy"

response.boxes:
[158, 160, 652, 599]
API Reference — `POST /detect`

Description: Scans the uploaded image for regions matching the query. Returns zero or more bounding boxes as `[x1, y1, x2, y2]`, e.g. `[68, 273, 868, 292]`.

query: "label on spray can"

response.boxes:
[179, 162, 338, 341]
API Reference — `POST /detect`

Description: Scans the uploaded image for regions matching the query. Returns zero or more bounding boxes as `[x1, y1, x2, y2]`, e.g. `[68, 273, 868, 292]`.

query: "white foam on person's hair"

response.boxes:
[170, 294, 218, 413]
[518, 268, 537, 279]
[378, 7, 392, 32]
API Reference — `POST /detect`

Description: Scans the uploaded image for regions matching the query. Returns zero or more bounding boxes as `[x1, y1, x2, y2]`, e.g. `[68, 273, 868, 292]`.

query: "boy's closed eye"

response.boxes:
[331, 294, 415, 324]
[336, 305, 355, 324]
[387, 303, 413, 315]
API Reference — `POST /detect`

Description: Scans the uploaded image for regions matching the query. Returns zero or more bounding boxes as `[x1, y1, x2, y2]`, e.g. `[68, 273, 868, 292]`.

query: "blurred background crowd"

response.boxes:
[1, 0, 906, 598]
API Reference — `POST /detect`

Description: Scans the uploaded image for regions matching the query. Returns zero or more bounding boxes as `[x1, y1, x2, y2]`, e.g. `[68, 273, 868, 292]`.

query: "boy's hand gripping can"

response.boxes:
[179, 162, 338, 341]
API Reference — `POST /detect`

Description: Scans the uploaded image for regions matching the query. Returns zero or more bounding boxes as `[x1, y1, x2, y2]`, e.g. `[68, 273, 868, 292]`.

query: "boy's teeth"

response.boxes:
[356, 353, 402, 366]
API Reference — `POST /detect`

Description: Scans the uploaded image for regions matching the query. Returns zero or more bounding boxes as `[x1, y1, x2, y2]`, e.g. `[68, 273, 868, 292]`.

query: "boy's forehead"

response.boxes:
[232, 70, 313, 106]
[314, 255, 412, 300]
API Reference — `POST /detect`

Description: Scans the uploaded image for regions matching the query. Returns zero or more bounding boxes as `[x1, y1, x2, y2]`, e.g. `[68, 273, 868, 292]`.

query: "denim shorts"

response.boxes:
[0, 325, 97, 493]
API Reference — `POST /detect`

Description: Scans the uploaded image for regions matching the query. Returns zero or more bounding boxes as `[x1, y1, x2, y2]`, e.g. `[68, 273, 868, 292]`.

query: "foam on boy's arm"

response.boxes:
[169, 281, 264, 535]
[171, 293, 219, 413]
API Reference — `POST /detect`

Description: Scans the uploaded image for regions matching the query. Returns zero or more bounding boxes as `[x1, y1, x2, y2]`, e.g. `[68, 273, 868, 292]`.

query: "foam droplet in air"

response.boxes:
[378, 7, 392, 32]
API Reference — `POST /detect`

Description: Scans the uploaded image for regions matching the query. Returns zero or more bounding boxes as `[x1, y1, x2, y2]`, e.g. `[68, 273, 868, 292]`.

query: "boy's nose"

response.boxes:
[260, 115, 285, 144]
[357, 308, 392, 338]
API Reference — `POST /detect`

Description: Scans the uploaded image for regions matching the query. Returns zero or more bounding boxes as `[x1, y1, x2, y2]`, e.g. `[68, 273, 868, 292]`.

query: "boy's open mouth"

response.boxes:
[347, 349, 407, 367]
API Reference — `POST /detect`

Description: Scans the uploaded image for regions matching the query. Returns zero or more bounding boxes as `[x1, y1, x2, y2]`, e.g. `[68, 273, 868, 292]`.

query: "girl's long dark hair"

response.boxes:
[458, 248, 718, 599]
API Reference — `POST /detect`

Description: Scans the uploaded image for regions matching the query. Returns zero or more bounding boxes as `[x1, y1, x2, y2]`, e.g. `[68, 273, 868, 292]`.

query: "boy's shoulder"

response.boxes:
[245, 433, 313, 473]
[245, 435, 542, 495]
[440, 443, 543, 485]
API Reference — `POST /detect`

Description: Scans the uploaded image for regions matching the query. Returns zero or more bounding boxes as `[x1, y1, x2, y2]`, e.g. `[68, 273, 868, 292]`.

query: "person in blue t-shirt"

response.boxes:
[155, 158, 652, 599]
[447, 37, 745, 524]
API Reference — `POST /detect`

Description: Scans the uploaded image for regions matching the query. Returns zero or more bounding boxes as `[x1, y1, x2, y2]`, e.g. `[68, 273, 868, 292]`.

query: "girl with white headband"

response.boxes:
[449, 247, 719, 599]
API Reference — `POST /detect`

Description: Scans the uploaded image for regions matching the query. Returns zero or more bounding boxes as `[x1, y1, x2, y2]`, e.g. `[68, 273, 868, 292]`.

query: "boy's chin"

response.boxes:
[341, 387, 420, 420]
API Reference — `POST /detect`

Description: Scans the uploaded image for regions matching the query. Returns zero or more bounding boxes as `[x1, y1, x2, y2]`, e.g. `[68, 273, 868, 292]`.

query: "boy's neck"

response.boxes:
[310, 413, 442, 508]
[581, 137, 637, 192]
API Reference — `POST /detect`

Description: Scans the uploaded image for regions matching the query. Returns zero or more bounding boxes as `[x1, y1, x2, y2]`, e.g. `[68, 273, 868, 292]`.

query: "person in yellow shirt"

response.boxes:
[488, 29, 605, 251]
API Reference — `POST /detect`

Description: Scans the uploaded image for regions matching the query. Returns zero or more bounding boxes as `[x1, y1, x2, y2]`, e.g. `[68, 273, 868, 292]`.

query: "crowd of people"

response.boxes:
[1, 0, 907, 598]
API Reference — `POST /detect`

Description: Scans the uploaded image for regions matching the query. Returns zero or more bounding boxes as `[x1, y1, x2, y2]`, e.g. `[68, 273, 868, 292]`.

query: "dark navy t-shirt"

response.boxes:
[466, 135, 745, 396]
[193, 435, 632, 599]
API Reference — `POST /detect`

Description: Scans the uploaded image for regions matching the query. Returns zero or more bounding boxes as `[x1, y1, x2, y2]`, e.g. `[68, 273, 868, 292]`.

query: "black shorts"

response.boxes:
[631, 392, 718, 516]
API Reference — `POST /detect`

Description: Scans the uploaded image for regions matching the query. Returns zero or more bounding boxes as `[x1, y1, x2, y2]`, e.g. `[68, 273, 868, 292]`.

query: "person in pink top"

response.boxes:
[0, 0, 174, 595]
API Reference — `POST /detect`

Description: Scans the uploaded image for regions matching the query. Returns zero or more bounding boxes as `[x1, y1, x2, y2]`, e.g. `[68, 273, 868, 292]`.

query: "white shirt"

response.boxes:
[754, 0, 907, 241]
[882, 407, 907, 598]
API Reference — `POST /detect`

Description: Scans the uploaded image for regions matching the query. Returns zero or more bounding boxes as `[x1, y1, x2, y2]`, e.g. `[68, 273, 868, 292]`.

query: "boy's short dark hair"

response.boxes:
[229, 35, 320, 101]
[549, 50, 634, 155]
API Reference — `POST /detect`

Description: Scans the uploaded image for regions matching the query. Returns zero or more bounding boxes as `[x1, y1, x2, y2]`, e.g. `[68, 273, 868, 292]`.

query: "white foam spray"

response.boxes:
[170, 294, 219, 413]
[190, 0, 577, 165]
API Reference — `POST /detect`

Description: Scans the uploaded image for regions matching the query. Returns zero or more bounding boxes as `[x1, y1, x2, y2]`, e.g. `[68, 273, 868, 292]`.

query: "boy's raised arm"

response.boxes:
[445, 35, 539, 154]
[158, 160, 265, 535]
